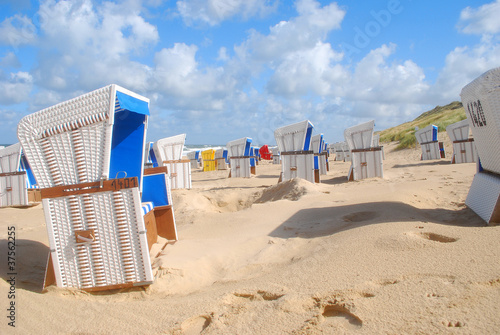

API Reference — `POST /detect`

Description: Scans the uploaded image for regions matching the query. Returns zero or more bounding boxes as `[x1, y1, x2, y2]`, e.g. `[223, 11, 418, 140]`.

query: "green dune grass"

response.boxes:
[379, 101, 467, 150]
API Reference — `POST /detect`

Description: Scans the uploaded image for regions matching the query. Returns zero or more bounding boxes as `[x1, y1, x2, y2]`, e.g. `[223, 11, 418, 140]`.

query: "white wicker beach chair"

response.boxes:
[153, 134, 192, 189]
[186, 150, 201, 169]
[415, 125, 445, 160]
[227, 137, 252, 178]
[344, 120, 383, 181]
[215, 148, 228, 170]
[17, 84, 163, 291]
[311, 134, 327, 182]
[274, 120, 315, 183]
[0, 143, 29, 207]
[460, 67, 500, 225]
[446, 119, 476, 164]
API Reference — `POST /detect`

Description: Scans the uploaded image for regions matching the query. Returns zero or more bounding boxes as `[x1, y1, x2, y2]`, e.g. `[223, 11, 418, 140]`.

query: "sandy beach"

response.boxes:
[1, 136, 500, 334]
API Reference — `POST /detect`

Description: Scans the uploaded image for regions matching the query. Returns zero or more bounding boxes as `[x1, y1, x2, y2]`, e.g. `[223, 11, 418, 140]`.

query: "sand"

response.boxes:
[1, 139, 500, 334]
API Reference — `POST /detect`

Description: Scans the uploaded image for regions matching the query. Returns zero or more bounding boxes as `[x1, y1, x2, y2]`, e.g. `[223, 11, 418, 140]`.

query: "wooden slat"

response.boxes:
[154, 205, 177, 241]
[144, 166, 169, 175]
[41, 177, 139, 199]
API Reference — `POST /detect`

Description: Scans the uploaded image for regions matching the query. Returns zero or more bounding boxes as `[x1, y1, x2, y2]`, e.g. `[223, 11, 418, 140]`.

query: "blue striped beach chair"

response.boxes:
[274, 120, 315, 183]
[18, 84, 176, 291]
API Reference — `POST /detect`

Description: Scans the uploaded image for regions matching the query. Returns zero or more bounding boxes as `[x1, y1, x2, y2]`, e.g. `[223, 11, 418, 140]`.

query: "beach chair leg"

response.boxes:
[278, 172, 283, 183]
[228, 170, 231, 178]
[154, 205, 178, 240]
[314, 169, 320, 183]
[251, 166, 256, 175]
[43, 252, 56, 289]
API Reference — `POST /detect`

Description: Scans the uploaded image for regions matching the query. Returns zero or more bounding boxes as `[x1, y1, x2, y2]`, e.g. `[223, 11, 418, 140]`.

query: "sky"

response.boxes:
[0, 0, 499, 146]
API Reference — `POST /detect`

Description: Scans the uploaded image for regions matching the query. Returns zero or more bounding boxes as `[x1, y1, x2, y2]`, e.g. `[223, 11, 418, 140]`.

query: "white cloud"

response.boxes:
[177, 0, 277, 26]
[33, 0, 158, 92]
[458, 0, 500, 34]
[0, 52, 21, 68]
[348, 44, 429, 104]
[266, 41, 346, 97]
[0, 14, 36, 46]
[237, 0, 345, 63]
[432, 37, 500, 103]
[0, 71, 33, 105]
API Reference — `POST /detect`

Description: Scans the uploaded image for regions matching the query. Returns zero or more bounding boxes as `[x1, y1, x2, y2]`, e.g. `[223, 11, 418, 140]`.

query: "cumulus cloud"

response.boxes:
[33, 0, 158, 92]
[237, 0, 345, 63]
[458, 0, 500, 35]
[266, 41, 346, 97]
[177, 0, 278, 26]
[0, 71, 33, 105]
[0, 52, 21, 68]
[348, 44, 429, 104]
[0, 14, 36, 46]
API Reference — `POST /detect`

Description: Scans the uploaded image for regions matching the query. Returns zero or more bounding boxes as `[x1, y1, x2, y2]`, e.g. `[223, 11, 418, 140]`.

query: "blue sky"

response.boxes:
[0, 0, 499, 146]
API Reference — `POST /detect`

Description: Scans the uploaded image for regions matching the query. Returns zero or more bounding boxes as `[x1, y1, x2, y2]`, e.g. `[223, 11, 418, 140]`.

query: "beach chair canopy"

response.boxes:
[153, 134, 186, 163]
[415, 125, 438, 144]
[460, 67, 500, 175]
[446, 119, 471, 142]
[344, 120, 374, 150]
[259, 145, 272, 160]
[274, 120, 314, 152]
[311, 134, 324, 154]
[372, 134, 380, 147]
[226, 137, 252, 157]
[0, 143, 21, 173]
[17, 84, 149, 189]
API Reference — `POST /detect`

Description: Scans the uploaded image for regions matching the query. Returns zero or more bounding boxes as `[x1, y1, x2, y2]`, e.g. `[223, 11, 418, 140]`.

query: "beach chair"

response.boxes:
[215, 148, 228, 170]
[227, 137, 252, 178]
[259, 145, 273, 160]
[446, 119, 476, 164]
[270, 146, 280, 164]
[331, 142, 344, 161]
[153, 134, 192, 189]
[415, 125, 445, 160]
[17, 84, 176, 291]
[372, 134, 385, 160]
[0, 143, 29, 207]
[201, 149, 216, 171]
[311, 134, 327, 183]
[274, 120, 315, 183]
[186, 150, 201, 169]
[144, 142, 159, 169]
[460, 67, 500, 225]
[344, 120, 383, 181]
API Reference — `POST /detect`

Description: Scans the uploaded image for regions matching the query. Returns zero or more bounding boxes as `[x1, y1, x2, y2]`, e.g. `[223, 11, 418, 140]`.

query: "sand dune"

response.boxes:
[1, 141, 499, 334]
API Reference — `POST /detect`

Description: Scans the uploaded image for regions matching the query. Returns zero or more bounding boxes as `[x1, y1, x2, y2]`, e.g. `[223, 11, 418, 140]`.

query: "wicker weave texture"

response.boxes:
[281, 154, 314, 183]
[154, 134, 186, 162]
[0, 143, 21, 173]
[17, 86, 112, 188]
[421, 142, 441, 160]
[274, 120, 314, 152]
[0, 174, 28, 207]
[230, 158, 251, 178]
[165, 161, 192, 189]
[227, 137, 251, 157]
[43, 187, 153, 289]
[466, 172, 500, 224]
[460, 67, 500, 175]
[351, 151, 383, 180]
[344, 120, 374, 150]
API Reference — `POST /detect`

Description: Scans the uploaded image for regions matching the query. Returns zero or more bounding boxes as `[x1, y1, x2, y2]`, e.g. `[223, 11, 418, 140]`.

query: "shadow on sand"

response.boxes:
[269, 201, 484, 239]
[0, 239, 49, 293]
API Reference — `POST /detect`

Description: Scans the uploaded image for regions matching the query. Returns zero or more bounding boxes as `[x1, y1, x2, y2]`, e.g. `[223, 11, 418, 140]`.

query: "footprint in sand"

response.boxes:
[180, 315, 212, 335]
[233, 290, 284, 301]
[321, 304, 363, 329]
[417, 232, 458, 243]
